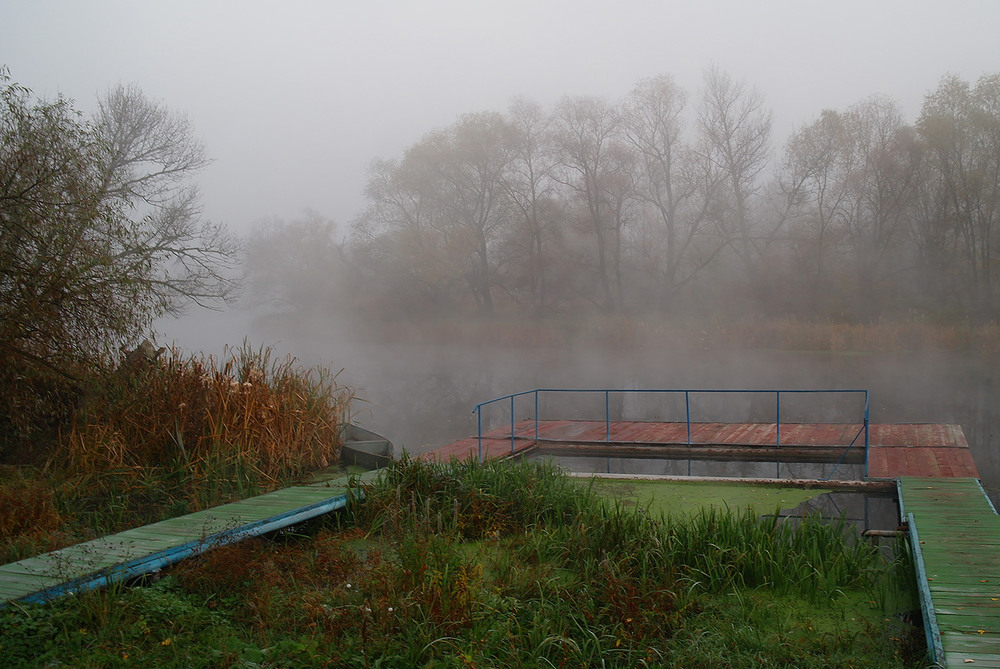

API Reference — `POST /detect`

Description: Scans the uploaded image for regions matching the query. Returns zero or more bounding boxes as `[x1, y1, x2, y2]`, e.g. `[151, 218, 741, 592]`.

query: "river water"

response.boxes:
[317, 341, 1000, 503]
[155, 311, 1000, 505]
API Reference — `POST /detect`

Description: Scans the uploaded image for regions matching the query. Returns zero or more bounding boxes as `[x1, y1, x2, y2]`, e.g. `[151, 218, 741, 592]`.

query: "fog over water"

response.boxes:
[10, 1, 998, 507]
[157, 310, 1000, 505]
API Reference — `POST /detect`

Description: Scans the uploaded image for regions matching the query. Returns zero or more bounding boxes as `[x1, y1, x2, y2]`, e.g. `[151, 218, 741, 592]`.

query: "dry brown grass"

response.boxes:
[0, 466, 79, 563]
[52, 343, 355, 519]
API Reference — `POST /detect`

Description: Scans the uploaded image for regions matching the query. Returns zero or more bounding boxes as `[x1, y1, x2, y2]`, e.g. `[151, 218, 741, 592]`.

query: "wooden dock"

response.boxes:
[900, 477, 1000, 667]
[0, 473, 365, 606]
[424, 419, 979, 479]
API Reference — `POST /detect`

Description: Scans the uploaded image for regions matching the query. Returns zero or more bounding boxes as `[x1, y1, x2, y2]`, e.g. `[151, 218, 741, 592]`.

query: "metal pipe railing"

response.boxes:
[472, 388, 870, 472]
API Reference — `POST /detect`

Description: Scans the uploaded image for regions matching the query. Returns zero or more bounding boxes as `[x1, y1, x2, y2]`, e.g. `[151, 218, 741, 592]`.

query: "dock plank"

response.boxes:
[0, 473, 366, 606]
[900, 477, 1000, 666]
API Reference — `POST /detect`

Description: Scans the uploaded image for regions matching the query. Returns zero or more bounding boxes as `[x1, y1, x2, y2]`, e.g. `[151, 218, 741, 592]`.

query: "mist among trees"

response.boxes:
[252, 69, 1000, 326]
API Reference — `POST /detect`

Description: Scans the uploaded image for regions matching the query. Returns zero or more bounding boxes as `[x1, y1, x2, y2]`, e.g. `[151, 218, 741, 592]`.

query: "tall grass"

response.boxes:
[339, 457, 920, 666]
[6, 342, 355, 544]
[0, 456, 921, 667]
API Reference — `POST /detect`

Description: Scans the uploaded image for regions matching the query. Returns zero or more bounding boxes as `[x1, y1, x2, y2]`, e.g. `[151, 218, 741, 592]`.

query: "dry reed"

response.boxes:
[53, 342, 354, 514]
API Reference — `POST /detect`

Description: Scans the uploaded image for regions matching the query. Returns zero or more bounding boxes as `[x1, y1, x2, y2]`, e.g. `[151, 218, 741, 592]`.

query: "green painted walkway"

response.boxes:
[0, 473, 367, 606]
[899, 476, 1000, 667]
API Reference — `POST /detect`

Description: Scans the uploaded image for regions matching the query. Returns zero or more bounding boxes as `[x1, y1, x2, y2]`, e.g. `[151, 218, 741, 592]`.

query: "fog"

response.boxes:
[6, 1, 1000, 234]
[153, 306, 1000, 507]
[8, 3, 1000, 500]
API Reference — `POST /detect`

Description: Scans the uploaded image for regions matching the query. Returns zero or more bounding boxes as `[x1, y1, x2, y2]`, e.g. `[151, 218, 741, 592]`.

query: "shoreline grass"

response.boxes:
[0, 457, 922, 667]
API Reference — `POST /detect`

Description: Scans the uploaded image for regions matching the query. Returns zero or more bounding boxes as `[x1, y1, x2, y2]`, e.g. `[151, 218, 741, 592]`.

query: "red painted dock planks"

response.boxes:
[422, 420, 978, 479]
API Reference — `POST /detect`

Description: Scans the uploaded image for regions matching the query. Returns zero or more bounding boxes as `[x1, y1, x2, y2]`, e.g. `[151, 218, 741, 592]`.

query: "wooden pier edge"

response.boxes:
[565, 471, 897, 492]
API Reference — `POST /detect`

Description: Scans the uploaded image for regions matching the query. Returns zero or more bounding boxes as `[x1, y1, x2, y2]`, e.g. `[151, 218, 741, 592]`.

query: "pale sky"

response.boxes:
[5, 0, 1000, 236]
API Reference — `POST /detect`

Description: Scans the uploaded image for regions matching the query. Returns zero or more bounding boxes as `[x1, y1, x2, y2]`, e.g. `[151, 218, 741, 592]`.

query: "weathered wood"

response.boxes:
[534, 440, 865, 464]
[0, 472, 371, 607]
[568, 472, 897, 492]
[899, 477, 1000, 665]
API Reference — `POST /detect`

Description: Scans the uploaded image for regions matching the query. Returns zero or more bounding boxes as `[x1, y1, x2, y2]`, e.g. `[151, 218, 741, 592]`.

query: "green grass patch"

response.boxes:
[0, 457, 923, 667]
[589, 477, 831, 517]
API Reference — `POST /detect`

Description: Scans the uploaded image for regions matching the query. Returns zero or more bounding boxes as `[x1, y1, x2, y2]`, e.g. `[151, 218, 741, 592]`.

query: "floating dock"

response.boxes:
[425, 418, 980, 480]
[425, 392, 991, 666]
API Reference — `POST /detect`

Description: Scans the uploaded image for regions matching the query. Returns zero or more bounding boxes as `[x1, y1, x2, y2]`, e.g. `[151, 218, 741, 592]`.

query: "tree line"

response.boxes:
[337, 68, 1000, 323]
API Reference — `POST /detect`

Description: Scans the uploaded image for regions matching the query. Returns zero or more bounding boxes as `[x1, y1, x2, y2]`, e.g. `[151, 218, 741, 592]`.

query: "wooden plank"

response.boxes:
[1, 476, 359, 607]
[533, 442, 865, 464]
[900, 477, 1000, 665]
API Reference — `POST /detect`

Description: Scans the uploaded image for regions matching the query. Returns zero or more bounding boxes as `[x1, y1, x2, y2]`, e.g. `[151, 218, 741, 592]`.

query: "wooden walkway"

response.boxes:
[0, 473, 365, 606]
[425, 420, 978, 478]
[900, 477, 1000, 667]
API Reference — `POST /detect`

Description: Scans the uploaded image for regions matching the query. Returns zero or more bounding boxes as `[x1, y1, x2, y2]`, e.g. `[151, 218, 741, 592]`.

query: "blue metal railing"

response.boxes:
[472, 388, 870, 477]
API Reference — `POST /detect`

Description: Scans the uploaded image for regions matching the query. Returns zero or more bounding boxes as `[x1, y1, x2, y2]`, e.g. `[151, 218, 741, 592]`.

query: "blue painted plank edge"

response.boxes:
[908, 512, 944, 666]
[5, 489, 354, 607]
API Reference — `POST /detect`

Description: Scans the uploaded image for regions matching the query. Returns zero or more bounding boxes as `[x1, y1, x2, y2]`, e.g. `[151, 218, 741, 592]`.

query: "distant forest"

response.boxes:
[249, 68, 1000, 324]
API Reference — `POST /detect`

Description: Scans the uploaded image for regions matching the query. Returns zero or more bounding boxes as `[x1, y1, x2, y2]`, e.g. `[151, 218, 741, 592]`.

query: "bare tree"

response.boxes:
[698, 66, 773, 275]
[841, 97, 920, 317]
[624, 75, 723, 310]
[245, 212, 344, 315]
[503, 97, 559, 311]
[0, 73, 238, 446]
[917, 73, 1000, 316]
[353, 113, 517, 315]
[553, 96, 631, 311]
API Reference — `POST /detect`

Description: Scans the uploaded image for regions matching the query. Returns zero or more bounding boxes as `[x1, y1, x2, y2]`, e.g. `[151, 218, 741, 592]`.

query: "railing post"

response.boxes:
[510, 395, 516, 455]
[685, 390, 692, 477]
[685, 391, 691, 445]
[534, 390, 539, 444]
[477, 407, 483, 463]
[864, 391, 870, 478]
[605, 390, 610, 443]
[775, 391, 781, 479]
[775, 390, 781, 447]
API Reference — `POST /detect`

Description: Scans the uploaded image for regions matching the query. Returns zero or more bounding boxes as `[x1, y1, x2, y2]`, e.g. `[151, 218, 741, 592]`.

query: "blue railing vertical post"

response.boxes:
[477, 407, 483, 463]
[864, 391, 870, 478]
[775, 391, 781, 478]
[775, 390, 781, 447]
[510, 395, 516, 455]
[685, 391, 691, 445]
[605, 390, 611, 443]
[534, 390, 539, 444]
[685, 390, 692, 477]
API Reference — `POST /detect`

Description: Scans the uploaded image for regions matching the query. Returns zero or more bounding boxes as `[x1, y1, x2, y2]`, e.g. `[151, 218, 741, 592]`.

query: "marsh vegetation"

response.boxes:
[0, 457, 922, 667]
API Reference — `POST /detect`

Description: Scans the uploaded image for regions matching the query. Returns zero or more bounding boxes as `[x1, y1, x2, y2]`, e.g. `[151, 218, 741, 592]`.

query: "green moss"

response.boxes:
[588, 478, 831, 517]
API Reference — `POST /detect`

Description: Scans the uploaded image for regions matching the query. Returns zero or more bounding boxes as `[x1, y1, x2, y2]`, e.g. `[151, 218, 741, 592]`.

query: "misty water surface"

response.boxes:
[302, 337, 999, 503]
